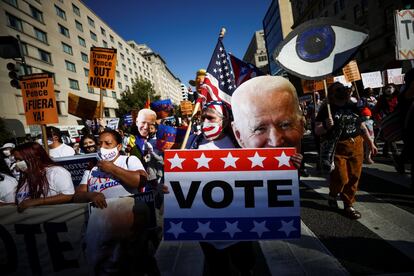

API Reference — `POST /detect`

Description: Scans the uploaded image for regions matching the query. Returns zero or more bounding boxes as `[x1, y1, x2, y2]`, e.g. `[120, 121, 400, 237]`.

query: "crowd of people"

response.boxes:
[0, 69, 413, 275]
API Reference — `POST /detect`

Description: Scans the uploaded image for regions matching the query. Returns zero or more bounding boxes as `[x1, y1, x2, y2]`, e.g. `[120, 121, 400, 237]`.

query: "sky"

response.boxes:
[82, 0, 271, 86]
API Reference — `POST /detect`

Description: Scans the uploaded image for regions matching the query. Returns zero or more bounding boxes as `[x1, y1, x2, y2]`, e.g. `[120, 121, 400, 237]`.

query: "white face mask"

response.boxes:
[202, 121, 223, 141]
[2, 150, 11, 157]
[47, 139, 53, 145]
[99, 147, 119, 161]
[15, 160, 28, 172]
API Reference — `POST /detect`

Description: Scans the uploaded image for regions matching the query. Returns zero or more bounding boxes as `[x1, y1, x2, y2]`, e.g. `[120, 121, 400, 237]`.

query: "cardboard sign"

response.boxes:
[105, 118, 120, 130]
[385, 68, 404, 85]
[67, 126, 79, 138]
[361, 71, 384, 89]
[342, 60, 361, 82]
[164, 148, 300, 241]
[180, 100, 193, 116]
[68, 93, 103, 120]
[53, 153, 97, 186]
[333, 75, 352, 87]
[20, 73, 58, 125]
[88, 47, 117, 89]
[394, 10, 414, 60]
[301, 77, 334, 93]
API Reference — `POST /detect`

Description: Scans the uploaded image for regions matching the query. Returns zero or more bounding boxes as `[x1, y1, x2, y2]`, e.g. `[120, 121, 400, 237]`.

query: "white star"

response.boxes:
[221, 81, 225, 86]
[167, 221, 185, 238]
[219, 47, 223, 52]
[227, 79, 231, 83]
[248, 152, 266, 168]
[219, 68, 222, 72]
[250, 220, 270, 238]
[194, 153, 212, 169]
[228, 85, 233, 90]
[222, 60, 227, 64]
[278, 220, 297, 237]
[225, 72, 230, 76]
[219, 74, 224, 79]
[168, 153, 185, 169]
[275, 151, 291, 167]
[220, 53, 225, 57]
[195, 221, 213, 238]
[221, 152, 239, 168]
[224, 66, 228, 70]
[223, 221, 242, 238]
[213, 68, 217, 73]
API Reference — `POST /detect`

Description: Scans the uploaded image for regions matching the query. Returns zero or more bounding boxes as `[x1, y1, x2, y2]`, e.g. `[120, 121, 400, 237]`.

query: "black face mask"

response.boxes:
[85, 145, 96, 153]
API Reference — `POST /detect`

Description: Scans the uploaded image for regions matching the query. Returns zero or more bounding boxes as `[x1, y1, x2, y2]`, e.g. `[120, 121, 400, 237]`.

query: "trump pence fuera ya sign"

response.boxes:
[164, 148, 300, 241]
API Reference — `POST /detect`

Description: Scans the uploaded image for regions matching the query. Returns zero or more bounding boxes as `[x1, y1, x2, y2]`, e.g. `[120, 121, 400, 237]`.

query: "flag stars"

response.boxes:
[194, 153, 212, 169]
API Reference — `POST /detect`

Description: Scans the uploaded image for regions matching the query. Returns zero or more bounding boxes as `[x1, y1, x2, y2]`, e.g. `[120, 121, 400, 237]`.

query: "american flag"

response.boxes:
[197, 38, 236, 106]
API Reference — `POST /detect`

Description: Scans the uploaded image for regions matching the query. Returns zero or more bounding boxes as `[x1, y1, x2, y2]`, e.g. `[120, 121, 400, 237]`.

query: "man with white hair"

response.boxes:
[231, 75, 304, 168]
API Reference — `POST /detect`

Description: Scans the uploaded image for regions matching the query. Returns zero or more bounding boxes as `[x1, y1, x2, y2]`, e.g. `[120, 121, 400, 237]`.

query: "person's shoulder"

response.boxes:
[47, 165, 71, 176]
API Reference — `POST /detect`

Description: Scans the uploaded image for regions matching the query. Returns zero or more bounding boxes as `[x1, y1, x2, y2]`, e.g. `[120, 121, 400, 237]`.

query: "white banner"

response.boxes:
[386, 68, 404, 85]
[361, 71, 384, 88]
[333, 75, 352, 87]
[395, 9, 414, 60]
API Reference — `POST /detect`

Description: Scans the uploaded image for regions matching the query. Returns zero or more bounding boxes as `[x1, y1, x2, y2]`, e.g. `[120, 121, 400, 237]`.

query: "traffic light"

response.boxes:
[7, 62, 21, 89]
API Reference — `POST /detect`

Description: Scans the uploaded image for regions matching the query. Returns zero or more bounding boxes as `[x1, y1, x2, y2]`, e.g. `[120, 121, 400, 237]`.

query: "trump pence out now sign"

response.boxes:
[164, 148, 300, 241]
[88, 47, 117, 90]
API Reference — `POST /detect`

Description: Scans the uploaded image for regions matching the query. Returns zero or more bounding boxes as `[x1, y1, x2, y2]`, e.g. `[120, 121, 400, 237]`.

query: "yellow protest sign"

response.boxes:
[68, 93, 103, 120]
[342, 60, 361, 82]
[88, 47, 117, 90]
[20, 73, 58, 125]
[180, 100, 193, 116]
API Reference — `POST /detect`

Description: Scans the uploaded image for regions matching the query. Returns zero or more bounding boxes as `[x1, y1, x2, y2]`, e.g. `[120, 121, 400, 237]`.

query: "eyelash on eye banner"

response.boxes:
[273, 18, 368, 80]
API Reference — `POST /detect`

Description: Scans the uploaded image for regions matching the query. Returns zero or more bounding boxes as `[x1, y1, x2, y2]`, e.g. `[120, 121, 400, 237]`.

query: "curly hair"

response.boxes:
[14, 142, 55, 201]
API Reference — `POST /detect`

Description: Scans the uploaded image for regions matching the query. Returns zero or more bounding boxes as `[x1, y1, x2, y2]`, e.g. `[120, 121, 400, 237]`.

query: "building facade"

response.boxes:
[180, 83, 188, 101]
[243, 30, 269, 74]
[263, 0, 294, 75]
[289, 0, 413, 73]
[129, 43, 182, 105]
[0, 0, 179, 133]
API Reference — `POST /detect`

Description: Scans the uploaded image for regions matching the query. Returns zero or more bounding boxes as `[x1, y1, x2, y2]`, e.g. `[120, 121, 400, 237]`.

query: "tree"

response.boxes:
[116, 78, 160, 118]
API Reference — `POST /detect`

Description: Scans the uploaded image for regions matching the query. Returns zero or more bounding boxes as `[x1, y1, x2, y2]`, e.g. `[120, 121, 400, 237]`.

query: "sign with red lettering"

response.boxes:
[20, 73, 58, 125]
[164, 148, 301, 241]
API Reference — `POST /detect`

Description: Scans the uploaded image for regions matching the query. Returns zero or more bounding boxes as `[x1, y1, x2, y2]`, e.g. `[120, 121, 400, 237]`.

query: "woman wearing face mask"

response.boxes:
[0, 156, 18, 205]
[74, 129, 147, 208]
[185, 101, 255, 276]
[12, 142, 74, 212]
[80, 134, 98, 154]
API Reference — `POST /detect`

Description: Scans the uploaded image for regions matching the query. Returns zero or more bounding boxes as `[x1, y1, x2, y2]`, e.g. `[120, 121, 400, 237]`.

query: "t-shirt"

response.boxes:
[49, 143, 76, 158]
[81, 155, 145, 199]
[0, 174, 18, 203]
[16, 166, 74, 204]
[316, 102, 362, 140]
[197, 135, 235, 150]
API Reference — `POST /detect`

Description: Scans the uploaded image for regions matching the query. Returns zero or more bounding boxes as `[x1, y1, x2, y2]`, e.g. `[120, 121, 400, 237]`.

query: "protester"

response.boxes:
[72, 143, 81, 155]
[315, 82, 378, 219]
[359, 87, 377, 110]
[74, 129, 147, 208]
[118, 129, 129, 153]
[361, 107, 375, 164]
[186, 100, 255, 276]
[231, 75, 304, 169]
[80, 134, 98, 154]
[46, 126, 75, 158]
[12, 142, 74, 212]
[1, 143, 15, 168]
[0, 157, 18, 205]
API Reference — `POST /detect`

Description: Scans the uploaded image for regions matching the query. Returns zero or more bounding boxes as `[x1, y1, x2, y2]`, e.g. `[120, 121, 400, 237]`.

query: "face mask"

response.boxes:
[384, 87, 395, 96]
[2, 150, 11, 157]
[202, 121, 223, 141]
[99, 147, 119, 161]
[85, 145, 96, 153]
[15, 160, 28, 172]
[47, 139, 53, 145]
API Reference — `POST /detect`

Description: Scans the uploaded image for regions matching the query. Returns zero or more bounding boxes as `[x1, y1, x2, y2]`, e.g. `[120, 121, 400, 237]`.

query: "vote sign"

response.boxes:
[164, 148, 301, 241]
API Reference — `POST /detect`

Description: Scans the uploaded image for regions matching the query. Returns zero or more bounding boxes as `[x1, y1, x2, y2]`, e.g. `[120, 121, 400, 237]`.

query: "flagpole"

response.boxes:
[180, 28, 226, 149]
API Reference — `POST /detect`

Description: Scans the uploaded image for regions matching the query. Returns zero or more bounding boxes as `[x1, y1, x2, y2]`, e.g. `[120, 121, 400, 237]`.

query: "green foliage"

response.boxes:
[116, 78, 160, 117]
[0, 118, 13, 145]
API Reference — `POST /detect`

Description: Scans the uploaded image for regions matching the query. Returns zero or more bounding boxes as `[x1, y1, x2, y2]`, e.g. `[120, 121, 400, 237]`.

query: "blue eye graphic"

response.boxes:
[274, 18, 368, 80]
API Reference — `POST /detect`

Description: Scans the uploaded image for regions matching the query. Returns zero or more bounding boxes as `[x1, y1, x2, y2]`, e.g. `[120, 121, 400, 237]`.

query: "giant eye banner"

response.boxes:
[274, 18, 368, 80]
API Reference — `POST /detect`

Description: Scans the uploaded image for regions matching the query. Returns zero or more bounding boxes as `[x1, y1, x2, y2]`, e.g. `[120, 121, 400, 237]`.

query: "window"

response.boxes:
[88, 86, 94, 93]
[124, 74, 128, 81]
[6, 13, 23, 31]
[132, 53, 135, 59]
[104, 108, 110, 117]
[78, 36, 86, 47]
[30, 5, 43, 22]
[65, 60, 76, 72]
[75, 20, 83, 32]
[118, 82, 122, 89]
[101, 89, 107, 96]
[43, 70, 56, 83]
[34, 28, 47, 43]
[112, 91, 117, 99]
[87, 16, 95, 28]
[21, 42, 28, 56]
[127, 58, 131, 65]
[84, 68, 89, 77]
[116, 70, 120, 77]
[118, 42, 123, 49]
[55, 5, 66, 20]
[62, 42, 73, 55]
[81, 52, 88, 62]
[129, 68, 132, 74]
[133, 62, 136, 68]
[69, 79, 79, 90]
[126, 48, 129, 54]
[38, 49, 52, 63]
[120, 53, 125, 60]
[4, 0, 17, 7]
[122, 64, 126, 70]
[72, 4, 80, 16]
[90, 31, 97, 41]
[103, 40, 108, 48]
[110, 35, 114, 42]
[58, 24, 70, 37]
[100, 27, 106, 36]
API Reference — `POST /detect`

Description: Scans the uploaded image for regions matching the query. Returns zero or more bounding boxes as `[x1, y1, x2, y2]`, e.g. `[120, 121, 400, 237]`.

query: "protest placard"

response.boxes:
[394, 9, 414, 60]
[53, 153, 97, 186]
[333, 75, 352, 87]
[68, 93, 102, 120]
[88, 47, 117, 90]
[105, 118, 120, 130]
[301, 77, 334, 93]
[361, 71, 384, 88]
[385, 68, 404, 85]
[180, 100, 193, 116]
[342, 60, 361, 83]
[20, 73, 58, 125]
[164, 148, 300, 241]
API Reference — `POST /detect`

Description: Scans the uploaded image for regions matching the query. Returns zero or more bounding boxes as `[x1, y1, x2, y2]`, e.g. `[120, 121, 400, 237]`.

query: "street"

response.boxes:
[155, 135, 414, 275]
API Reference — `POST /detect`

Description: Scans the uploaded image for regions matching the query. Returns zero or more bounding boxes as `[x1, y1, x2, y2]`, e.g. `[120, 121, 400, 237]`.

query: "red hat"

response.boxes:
[361, 107, 371, 117]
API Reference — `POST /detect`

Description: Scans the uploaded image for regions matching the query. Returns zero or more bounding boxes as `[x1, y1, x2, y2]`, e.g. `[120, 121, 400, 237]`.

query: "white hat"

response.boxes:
[1, 143, 15, 150]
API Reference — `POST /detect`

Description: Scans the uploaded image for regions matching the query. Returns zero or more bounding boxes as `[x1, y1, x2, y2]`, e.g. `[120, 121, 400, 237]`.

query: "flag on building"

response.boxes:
[197, 38, 236, 106]
[229, 54, 264, 87]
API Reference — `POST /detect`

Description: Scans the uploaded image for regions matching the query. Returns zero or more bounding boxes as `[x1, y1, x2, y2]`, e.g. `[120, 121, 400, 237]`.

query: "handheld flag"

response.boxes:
[144, 95, 151, 109]
[229, 54, 264, 86]
[156, 124, 187, 151]
[150, 99, 173, 119]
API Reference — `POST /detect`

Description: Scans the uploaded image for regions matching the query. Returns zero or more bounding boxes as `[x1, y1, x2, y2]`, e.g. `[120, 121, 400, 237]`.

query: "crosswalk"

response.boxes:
[155, 162, 414, 275]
